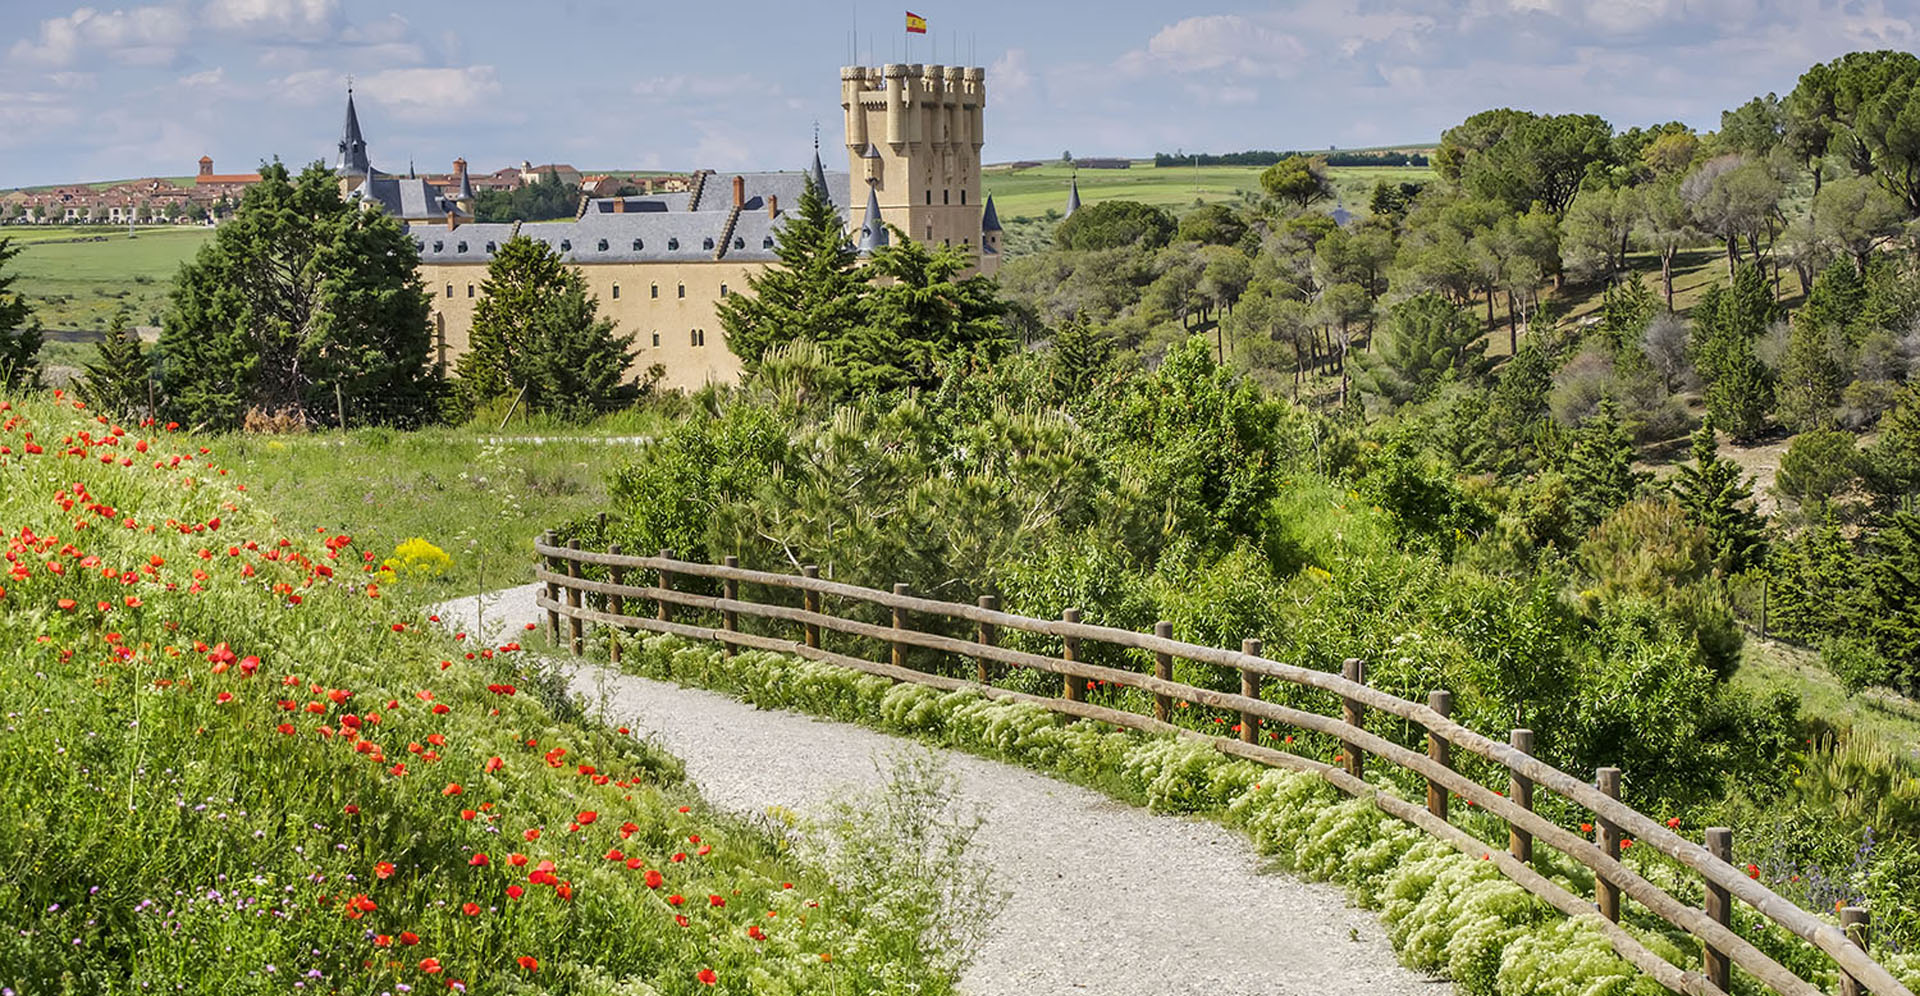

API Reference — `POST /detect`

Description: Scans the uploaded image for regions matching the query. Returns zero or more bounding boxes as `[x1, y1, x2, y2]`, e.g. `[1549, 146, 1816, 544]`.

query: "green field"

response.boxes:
[5, 225, 212, 329]
[981, 161, 1435, 221]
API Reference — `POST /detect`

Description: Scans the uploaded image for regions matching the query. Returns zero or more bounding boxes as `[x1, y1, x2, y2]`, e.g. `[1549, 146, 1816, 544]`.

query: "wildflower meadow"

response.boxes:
[0, 394, 961, 995]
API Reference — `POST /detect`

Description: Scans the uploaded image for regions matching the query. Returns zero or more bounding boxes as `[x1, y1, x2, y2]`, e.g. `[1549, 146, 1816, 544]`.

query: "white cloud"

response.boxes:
[355, 66, 502, 121]
[1118, 14, 1308, 78]
[199, 0, 339, 39]
[9, 5, 192, 68]
[0, 91, 81, 147]
[178, 66, 224, 86]
[47, 71, 98, 89]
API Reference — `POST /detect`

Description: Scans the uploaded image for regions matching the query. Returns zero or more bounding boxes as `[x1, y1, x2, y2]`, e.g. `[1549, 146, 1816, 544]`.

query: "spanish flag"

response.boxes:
[905, 10, 927, 33]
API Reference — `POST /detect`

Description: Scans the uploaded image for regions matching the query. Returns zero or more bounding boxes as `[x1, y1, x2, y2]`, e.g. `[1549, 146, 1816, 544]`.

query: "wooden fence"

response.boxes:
[532, 535, 1910, 996]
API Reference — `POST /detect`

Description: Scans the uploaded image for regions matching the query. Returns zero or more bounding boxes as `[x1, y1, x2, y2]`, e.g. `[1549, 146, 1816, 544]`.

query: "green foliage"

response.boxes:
[1766, 510, 1864, 644]
[1669, 416, 1768, 572]
[1053, 200, 1177, 251]
[471, 168, 579, 223]
[1175, 203, 1248, 245]
[1436, 109, 1616, 215]
[1258, 155, 1333, 209]
[1866, 512, 1920, 695]
[857, 233, 1012, 392]
[1775, 428, 1861, 509]
[718, 176, 867, 373]
[458, 234, 639, 422]
[158, 161, 436, 430]
[1689, 265, 1777, 442]
[0, 237, 42, 390]
[1821, 634, 1895, 696]
[1865, 384, 1920, 511]
[1562, 400, 1649, 534]
[75, 309, 152, 421]
[1353, 292, 1489, 406]
[1789, 50, 1920, 213]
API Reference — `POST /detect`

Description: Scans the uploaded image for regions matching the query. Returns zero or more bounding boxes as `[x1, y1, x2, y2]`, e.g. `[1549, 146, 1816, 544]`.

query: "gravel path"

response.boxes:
[437, 584, 1451, 996]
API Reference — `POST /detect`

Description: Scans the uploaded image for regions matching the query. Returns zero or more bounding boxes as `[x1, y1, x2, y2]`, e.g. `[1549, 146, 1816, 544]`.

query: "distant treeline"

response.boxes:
[1154, 150, 1431, 168]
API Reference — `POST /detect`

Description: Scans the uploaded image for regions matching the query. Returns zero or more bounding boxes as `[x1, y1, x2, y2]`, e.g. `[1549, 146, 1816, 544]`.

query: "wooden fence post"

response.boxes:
[1427, 690, 1453, 820]
[657, 549, 674, 623]
[721, 555, 738, 657]
[1062, 608, 1084, 703]
[802, 565, 820, 649]
[1152, 621, 1173, 723]
[1840, 907, 1872, 996]
[892, 583, 909, 669]
[1341, 658, 1367, 780]
[1239, 639, 1262, 745]
[541, 531, 560, 645]
[1597, 767, 1623, 922]
[976, 595, 998, 684]
[1509, 729, 1535, 863]
[607, 543, 624, 665]
[1704, 827, 1733, 993]
[565, 539, 583, 655]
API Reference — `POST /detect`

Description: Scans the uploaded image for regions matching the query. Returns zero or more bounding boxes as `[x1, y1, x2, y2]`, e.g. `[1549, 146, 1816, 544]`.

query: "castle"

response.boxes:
[362, 64, 998, 392]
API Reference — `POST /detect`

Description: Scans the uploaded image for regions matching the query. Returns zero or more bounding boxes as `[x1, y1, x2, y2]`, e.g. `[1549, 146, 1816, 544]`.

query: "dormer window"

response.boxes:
[733, 237, 744, 249]
[456, 241, 467, 253]
[433, 241, 444, 252]
[762, 236, 774, 248]
[632, 238, 643, 251]
[668, 237, 679, 250]
[598, 239, 609, 251]
[486, 241, 496, 253]
[702, 237, 714, 250]
[560, 239, 572, 252]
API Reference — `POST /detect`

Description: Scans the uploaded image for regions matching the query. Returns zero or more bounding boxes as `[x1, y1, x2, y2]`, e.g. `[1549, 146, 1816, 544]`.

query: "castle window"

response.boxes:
[433, 241, 444, 253]
[943, 190, 949, 204]
[632, 238, 643, 251]
[651, 331, 660, 347]
[720, 284, 728, 297]
[702, 237, 714, 250]
[486, 241, 496, 253]
[961, 190, 967, 205]
[691, 328, 706, 347]
[560, 239, 572, 252]
[733, 237, 744, 249]
[598, 239, 609, 252]
[677, 283, 685, 299]
[763, 236, 774, 248]
[668, 237, 679, 250]
[445, 283, 453, 297]
[925, 190, 932, 205]
[650, 283, 659, 299]
[457, 241, 467, 253]
[612, 284, 620, 299]
[466, 284, 474, 298]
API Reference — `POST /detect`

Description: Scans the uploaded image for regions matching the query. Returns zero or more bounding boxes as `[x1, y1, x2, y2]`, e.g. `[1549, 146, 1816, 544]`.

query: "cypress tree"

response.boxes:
[76, 310, 152, 421]
[717, 176, 867, 375]
[1690, 265, 1776, 441]
[1670, 414, 1768, 572]
[1564, 399, 1649, 534]
[1774, 311, 1843, 433]
[459, 235, 638, 422]
[0, 237, 42, 391]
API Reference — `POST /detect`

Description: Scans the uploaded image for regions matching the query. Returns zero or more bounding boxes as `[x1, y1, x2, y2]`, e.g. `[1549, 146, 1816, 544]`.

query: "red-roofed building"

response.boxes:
[195, 155, 262, 188]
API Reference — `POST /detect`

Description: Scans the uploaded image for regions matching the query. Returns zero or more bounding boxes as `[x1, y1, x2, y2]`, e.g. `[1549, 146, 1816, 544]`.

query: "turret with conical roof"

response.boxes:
[981, 193, 1001, 233]
[809, 143, 832, 206]
[1065, 175, 1080, 218]
[335, 87, 374, 177]
[858, 185, 890, 254]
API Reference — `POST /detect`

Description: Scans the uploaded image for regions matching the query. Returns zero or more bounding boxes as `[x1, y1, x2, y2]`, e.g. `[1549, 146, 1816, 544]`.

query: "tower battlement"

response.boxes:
[839, 64, 988, 267]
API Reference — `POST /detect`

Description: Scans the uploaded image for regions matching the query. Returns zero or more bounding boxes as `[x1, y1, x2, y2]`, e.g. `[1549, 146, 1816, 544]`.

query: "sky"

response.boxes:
[3, 0, 1918, 188]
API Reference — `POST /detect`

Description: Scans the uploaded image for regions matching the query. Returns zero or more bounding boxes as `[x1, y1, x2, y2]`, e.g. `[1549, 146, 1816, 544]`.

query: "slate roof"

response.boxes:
[981, 193, 1001, 232]
[409, 170, 853, 265]
[858, 185, 888, 253]
[336, 90, 374, 177]
[361, 176, 468, 221]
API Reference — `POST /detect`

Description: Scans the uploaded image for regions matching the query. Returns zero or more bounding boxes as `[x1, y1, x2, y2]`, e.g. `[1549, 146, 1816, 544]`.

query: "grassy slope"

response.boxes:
[1735, 640, 1920, 763]
[8, 226, 213, 330]
[0, 395, 943, 995]
[984, 161, 1433, 221]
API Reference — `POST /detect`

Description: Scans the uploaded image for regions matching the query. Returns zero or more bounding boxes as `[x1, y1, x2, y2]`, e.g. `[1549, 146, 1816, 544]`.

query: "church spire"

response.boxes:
[809, 126, 832, 207]
[335, 84, 373, 177]
[1065, 174, 1080, 218]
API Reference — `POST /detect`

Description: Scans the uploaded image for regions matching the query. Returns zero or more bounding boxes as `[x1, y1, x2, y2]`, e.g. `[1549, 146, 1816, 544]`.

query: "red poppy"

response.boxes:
[697, 969, 717, 985]
[523, 828, 541, 842]
[215, 692, 234, 705]
[462, 902, 481, 916]
[576, 810, 598, 825]
[375, 861, 396, 879]
[344, 804, 361, 816]
[675, 913, 690, 927]
[508, 853, 528, 867]
[555, 881, 572, 901]
[399, 932, 419, 946]
[419, 957, 441, 973]
[507, 884, 524, 899]
[484, 756, 503, 773]
[276, 723, 296, 736]
[374, 934, 393, 948]
[748, 925, 766, 941]
[667, 893, 685, 906]
[708, 894, 725, 908]
[442, 783, 463, 796]
[469, 853, 489, 867]
[516, 956, 538, 972]
[1666, 816, 1682, 829]
[604, 848, 624, 861]
[1580, 823, 1594, 834]
[645, 869, 664, 889]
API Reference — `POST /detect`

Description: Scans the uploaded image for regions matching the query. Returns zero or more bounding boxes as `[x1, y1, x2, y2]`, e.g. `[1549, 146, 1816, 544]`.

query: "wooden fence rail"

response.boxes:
[531, 537, 1910, 996]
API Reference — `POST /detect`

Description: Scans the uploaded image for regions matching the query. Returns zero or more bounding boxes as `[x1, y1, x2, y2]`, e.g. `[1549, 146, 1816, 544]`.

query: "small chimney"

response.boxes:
[768, 194, 778, 219]
[446, 209, 458, 232]
[612, 198, 626, 214]
[732, 175, 745, 208]
[453, 157, 467, 178]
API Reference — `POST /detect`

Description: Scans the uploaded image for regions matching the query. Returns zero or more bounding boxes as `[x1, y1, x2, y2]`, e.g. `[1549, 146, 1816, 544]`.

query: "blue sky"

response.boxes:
[3, 0, 1917, 188]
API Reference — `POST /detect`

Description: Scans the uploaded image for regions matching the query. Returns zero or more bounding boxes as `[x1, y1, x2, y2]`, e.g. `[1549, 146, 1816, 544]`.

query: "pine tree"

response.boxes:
[0, 237, 42, 391]
[1048, 311, 1114, 396]
[1564, 399, 1650, 533]
[717, 176, 867, 374]
[1774, 311, 1843, 433]
[1867, 511, 1920, 694]
[859, 233, 1009, 393]
[458, 235, 637, 422]
[1766, 509, 1863, 644]
[1670, 414, 1768, 571]
[76, 310, 152, 420]
[1689, 265, 1776, 441]
[1866, 383, 1920, 513]
[159, 161, 435, 429]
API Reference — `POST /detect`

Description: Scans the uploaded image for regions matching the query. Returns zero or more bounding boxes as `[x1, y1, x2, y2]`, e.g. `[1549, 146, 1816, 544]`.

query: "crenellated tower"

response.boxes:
[840, 63, 987, 264]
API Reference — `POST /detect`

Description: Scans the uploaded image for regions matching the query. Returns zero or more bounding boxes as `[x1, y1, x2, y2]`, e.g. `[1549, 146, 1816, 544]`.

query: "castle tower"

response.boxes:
[840, 63, 986, 260]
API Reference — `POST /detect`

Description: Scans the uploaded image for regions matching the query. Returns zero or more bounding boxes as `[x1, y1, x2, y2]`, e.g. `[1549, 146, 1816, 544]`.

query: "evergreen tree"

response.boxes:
[1867, 511, 1920, 694]
[76, 310, 152, 420]
[1564, 399, 1649, 533]
[858, 230, 1009, 393]
[718, 176, 867, 374]
[159, 161, 435, 429]
[1865, 383, 1920, 514]
[459, 235, 638, 422]
[1351, 291, 1489, 405]
[1670, 414, 1768, 571]
[1774, 309, 1843, 433]
[0, 237, 42, 391]
[1690, 266, 1777, 442]
[1047, 311, 1114, 396]
[1767, 510, 1864, 644]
